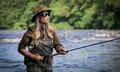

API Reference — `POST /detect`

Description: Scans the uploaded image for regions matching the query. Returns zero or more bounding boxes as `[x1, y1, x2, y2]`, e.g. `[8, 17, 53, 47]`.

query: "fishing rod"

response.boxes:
[52, 37, 120, 56]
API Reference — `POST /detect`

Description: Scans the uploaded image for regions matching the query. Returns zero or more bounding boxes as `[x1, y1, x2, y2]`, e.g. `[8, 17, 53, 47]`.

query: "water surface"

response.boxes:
[0, 30, 120, 72]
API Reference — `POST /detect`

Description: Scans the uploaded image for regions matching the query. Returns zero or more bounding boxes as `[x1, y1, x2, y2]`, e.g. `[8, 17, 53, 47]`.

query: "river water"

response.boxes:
[0, 30, 120, 72]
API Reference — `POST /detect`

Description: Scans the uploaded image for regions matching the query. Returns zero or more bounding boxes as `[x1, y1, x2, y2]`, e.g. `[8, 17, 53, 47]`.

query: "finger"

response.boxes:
[41, 56, 44, 60]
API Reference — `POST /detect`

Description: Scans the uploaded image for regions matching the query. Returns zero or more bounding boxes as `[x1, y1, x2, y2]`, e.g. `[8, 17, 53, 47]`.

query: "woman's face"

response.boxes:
[39, 11, 50, 24]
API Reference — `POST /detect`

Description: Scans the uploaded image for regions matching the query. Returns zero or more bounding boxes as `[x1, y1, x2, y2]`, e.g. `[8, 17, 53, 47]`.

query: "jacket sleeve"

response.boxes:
[18, 31, 30, 50]
[53, 30, 64, 52]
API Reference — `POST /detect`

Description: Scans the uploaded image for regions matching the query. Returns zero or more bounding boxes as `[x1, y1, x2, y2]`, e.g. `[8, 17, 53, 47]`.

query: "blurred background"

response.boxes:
[0, 0, 120, 30]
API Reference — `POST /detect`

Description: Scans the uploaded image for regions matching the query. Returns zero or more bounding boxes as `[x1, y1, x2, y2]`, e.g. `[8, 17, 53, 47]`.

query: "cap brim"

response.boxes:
[31, 10, 51, 22]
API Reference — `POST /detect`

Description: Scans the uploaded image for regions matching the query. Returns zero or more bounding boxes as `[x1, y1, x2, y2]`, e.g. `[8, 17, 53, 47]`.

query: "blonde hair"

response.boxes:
[33, 16, 53, 40]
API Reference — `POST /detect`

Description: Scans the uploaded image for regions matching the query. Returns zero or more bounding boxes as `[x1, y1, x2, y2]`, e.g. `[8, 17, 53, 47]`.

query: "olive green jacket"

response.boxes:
[18, 27, 64, 53]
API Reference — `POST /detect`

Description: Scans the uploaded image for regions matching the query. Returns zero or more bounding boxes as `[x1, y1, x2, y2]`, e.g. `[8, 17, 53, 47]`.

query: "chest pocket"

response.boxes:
[39, 38, 54, 48]
[29, 38, 54, 56]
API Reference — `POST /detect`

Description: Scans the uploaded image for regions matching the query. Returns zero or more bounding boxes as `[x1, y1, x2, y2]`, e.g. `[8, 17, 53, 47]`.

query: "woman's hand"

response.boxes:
[33, 54, 44, 61]
[19, 49, 44, 61]
[58, 47, 68, 55]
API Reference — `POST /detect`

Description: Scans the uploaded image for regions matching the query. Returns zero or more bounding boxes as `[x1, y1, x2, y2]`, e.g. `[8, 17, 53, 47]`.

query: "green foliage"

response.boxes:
[51, 22, 73, 30]
[0, 0, 120, 30]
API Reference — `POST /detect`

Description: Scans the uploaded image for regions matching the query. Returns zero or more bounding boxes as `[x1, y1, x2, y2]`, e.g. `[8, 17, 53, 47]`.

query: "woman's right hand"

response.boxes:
[33, 54, 44, 61]
[18, 49, 44, 61]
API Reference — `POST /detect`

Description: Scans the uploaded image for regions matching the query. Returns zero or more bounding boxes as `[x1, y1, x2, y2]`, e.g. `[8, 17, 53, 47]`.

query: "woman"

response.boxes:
[18, 5, 67, 72]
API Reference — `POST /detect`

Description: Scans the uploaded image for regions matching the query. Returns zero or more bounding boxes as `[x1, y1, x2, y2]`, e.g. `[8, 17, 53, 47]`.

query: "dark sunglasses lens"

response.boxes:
[40, 12, 50, 17]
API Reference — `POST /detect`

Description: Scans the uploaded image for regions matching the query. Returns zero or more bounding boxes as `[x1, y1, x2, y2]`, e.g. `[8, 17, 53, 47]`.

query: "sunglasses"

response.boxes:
[39, 12, 50, 17]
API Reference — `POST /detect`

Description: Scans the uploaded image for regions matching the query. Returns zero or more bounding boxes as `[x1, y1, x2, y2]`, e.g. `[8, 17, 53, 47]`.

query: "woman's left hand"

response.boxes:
[58, 48, 68, 55]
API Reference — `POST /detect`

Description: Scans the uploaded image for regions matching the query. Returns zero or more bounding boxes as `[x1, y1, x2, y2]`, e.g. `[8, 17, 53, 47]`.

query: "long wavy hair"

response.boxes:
[33, 15, 53, 46]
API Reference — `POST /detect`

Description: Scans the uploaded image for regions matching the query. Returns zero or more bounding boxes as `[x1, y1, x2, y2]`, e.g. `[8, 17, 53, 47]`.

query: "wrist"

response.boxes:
[31, 54, 37, 59]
